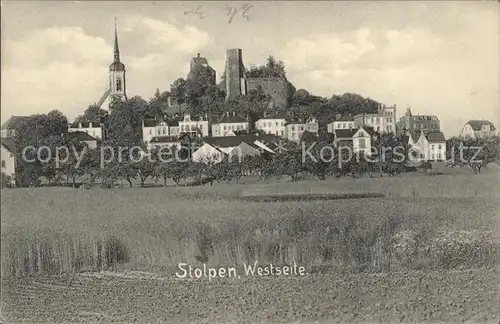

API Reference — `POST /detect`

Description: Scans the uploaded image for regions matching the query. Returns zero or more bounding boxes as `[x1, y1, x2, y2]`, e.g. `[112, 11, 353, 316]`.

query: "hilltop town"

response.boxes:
[1, 24, 498, 188]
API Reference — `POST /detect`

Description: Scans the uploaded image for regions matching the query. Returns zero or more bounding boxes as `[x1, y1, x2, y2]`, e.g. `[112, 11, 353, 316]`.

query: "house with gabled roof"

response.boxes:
[142, 118, 170, 143]
[333, 126, 378, 156]
[413, 131, 446, 161]
[211, 111, 250, 137]
[254, 112, 288, 137]
[460, 120, 496, 139]
[1, 116, 31, 138]
[327, 115, 355, 134]
[69, 120, 105, 140]
[192, 135, 275, 163]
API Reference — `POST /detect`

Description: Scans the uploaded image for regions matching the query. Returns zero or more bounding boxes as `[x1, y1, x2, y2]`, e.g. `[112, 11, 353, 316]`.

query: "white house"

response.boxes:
[352, 126, 377, 155]
[354, 104, 396, 134]
[1, 138, 16, 184]
[413, 131, 446, 161]
[284, 117, 319, 142]
[327, 115, 355, 134]
[192, 143, 226, 163]
[192, 135, 274, 163]
[179, 113, 209, 137]
[255, 113, 287, 137]
[142, 119, 170, 143]
[460, 120, 496, 139]
[68, 121, 104, 140]
[211, 112, 250, 137]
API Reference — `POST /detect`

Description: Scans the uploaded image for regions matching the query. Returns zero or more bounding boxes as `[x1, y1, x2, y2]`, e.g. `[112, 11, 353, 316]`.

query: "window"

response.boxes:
[149, 129, 152, 135]
[431, 145, 434, 150]
[1, 160, 5, 168]
[343, 123, 346, 129]
[358, 132, 364, 137]
[292, 126, 295, 131]
[268, 122, 272, 127]
[116, 78, 122, 92]
[358, 138, 366, 149]
[437, 153, 441, 160]
[438, 144, 442, 150]
[275, 131, 278, 135]
[276, 122, 278, 127]
[281, 131, 284, 136]
[281, 122, 284, 126]
[223, 125, 227, 131]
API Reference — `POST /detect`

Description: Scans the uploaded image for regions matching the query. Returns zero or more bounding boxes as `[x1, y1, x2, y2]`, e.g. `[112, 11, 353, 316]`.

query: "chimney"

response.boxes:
[233, 111, 236, 116]
[205, 113, 208, 120]
[227, 111, 230, 117]
[264, 111, 267, 118]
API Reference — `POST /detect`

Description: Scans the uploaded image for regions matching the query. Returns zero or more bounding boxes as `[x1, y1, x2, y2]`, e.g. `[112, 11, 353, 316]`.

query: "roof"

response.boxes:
[143, 118, 169, 127]
[335, 115, 354, 122]
[359, 126, 378, 137]
[425, 131, 446, 143]
[216, 113, 248, 124]
[191, 54, 209, 66]
[67, 131, 99, 142]
[1, 138, 16, 154]
[466, 120, 496, 131]
[204, 135, 257, 148]
[1, 116, 31, 130]
[258, 113, 288, 120]
[335, 129, 357, 139]
[149, 136, 180, 143]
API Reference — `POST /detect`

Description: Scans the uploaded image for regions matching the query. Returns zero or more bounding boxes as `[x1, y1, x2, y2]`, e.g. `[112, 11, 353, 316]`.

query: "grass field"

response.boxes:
[1, 172, 500, 322]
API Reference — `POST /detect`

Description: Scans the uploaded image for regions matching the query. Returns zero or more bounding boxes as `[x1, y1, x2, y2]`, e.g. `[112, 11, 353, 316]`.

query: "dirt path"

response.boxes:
[2, 268, 499, 323]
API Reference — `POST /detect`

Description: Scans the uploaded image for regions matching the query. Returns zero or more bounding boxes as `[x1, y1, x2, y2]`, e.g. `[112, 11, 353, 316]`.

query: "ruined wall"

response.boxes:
[246, 78, 292, 109]
[225, 49, 245, 100]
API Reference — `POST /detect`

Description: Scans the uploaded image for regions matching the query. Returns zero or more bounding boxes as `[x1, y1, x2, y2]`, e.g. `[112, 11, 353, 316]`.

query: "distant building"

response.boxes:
[460, 120, 496, 139]
[211, 112, 250, 137]
[412, 131, 447, 161]
[192, 135, 275, 163]
[333, 126, 378, 156]
[396, 108, 440, 134]
[1, 138, 16, 184]
[254, 112, 287, 137]
[68, 121, 105, 140]
[354, 104, 397, 134]
[327, 115, 355, 134]
[188, 53, 216, 85]
[142, 119, 170, 144]
[1, 116, 31, 138]
[284, 117, 319, 142]
[224, 48, 293, 108]
[179, 113, 209, 137]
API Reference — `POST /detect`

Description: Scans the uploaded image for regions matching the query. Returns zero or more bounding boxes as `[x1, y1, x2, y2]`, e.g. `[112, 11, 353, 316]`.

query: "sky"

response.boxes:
[1, 1, 499, 136]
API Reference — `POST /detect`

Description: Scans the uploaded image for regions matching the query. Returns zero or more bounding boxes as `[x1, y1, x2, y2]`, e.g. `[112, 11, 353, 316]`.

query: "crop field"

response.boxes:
[1, 172, 499, 323]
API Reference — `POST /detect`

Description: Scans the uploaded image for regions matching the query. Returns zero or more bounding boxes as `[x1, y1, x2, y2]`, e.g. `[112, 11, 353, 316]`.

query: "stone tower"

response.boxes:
[225, 48, 246, 100]
[109, 19, 127, 107]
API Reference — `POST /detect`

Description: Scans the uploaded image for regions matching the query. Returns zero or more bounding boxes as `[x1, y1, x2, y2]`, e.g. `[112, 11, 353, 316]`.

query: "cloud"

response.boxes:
[280, 23, 498, 136]
[1, 17, 211, 121]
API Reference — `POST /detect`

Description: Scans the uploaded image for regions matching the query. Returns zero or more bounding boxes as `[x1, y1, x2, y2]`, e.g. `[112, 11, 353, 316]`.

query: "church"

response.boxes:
[96, 20, 127, 111]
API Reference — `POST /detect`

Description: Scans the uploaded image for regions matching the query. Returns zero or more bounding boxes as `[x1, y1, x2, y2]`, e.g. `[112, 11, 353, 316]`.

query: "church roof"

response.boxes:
[109, 21, 125, 71]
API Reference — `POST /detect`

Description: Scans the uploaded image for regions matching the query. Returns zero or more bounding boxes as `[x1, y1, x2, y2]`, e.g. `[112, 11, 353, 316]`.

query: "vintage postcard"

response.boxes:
[1, 1, 499, 323]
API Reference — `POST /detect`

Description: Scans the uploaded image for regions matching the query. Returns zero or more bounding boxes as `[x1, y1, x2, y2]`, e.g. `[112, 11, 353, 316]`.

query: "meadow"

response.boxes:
[2, 172, 499, 278]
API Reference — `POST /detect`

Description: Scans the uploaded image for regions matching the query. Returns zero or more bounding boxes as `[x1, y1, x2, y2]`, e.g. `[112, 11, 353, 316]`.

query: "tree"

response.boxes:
[75, 105, 108, 123]
[446, 136, 499, 174]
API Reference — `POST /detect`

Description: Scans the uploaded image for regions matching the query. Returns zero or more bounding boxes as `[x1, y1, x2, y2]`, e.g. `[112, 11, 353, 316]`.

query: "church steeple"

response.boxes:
[108, 18, 126, 107]
[113, 18, 120, 63]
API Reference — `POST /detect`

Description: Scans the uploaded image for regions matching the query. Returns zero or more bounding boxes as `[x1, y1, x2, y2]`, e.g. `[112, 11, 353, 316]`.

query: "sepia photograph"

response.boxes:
[1, 1, 499, 323]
